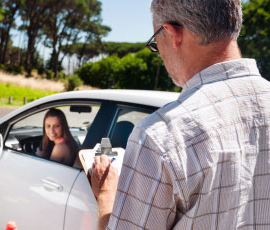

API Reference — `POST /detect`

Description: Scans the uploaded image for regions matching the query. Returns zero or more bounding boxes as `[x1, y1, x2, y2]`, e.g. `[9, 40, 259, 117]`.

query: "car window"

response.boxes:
[5, 104, 100, 166]
[109, 107, 151, 148]
[56, 105, 100, 146]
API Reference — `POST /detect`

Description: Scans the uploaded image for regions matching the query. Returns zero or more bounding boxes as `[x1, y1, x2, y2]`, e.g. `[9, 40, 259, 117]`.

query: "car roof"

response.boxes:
[1, 89, 179, 123]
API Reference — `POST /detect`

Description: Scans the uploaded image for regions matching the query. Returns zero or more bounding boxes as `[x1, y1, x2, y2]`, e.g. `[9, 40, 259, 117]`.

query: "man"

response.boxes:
[92, 0, 270, 229]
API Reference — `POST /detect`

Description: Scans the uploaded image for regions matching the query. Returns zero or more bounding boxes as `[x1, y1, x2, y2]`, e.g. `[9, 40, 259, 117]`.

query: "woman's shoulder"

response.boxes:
[54, 142, 71, 153]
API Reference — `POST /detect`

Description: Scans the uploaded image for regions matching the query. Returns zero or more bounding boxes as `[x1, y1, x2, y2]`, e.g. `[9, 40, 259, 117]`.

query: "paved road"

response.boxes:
[0, 107, 17, 118]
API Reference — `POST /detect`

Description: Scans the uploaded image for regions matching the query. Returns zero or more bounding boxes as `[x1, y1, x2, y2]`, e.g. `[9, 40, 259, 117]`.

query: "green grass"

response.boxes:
[0, 83, 59, 107]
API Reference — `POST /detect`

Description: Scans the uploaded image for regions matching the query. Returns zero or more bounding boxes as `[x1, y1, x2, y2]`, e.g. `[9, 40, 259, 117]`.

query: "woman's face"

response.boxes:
[44, 116, 63, 143]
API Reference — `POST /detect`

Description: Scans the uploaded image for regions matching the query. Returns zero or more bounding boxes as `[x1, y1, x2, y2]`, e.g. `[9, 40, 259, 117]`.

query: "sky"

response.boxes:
[99, 0, 154, 43]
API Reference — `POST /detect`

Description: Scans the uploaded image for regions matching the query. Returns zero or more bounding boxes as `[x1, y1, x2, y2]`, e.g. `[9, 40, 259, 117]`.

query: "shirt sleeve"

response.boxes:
[107, 126, 177, 230]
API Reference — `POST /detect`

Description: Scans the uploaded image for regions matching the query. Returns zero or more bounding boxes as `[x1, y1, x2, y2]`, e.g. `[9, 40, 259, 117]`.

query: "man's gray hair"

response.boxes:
[151, 0, 242, 45]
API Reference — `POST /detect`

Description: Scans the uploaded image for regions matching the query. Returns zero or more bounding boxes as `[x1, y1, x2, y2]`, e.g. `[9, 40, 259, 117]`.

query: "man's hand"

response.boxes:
[91, 155, 119, 198]
[91, 155, 119, 230]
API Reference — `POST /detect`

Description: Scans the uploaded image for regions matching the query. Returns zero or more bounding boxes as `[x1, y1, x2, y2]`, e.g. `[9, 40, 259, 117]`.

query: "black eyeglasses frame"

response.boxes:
[145, 26, 164, 52]
[145, 23, 182, 53]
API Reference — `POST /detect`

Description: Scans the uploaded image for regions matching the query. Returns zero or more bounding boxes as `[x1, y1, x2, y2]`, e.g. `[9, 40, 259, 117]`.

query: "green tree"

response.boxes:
[20, 0, 53, 74]
[114, 53, 148, 89]
[135, 48, 178, 91]
[63, 41, 103, 68]
[238, 0, 270, 80]
[75, 4, 110, 67]
[0, 7, 4, 22]
[43, 0, 110, 78]
[76, 55, 120, 88]
[102, 42, 145, 58]
[0, 0, 23, 64]
[76, 48, 180, 91]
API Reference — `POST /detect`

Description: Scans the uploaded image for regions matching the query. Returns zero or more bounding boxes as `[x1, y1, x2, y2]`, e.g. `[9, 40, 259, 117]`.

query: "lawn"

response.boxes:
[0, 83, 59, 107]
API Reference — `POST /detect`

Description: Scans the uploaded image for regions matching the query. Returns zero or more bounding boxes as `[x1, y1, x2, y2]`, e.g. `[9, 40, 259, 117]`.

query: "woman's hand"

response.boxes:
[35, 147, 43, 157]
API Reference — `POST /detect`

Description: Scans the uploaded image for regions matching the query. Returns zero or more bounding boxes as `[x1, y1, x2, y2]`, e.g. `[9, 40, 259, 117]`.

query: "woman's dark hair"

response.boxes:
[42, 108, 79, 163]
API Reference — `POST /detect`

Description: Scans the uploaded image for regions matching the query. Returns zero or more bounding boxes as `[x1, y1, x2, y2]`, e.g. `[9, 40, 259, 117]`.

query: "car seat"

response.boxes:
[110, 121, 134, 149]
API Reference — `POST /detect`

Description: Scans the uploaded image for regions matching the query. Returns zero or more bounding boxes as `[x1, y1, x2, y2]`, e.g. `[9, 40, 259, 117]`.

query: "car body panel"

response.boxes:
[64, 171, 98, 230]
[0, 149, 80, 229]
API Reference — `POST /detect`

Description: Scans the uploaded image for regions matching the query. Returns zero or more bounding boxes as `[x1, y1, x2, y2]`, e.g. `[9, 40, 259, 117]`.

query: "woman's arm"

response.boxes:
[50, 143, 70, 163]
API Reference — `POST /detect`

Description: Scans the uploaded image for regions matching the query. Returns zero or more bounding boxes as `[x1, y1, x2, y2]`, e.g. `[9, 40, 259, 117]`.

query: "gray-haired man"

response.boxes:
[92, 0, 270, 229]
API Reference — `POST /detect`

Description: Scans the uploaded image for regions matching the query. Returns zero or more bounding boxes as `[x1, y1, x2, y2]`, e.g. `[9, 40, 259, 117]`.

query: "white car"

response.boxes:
[0, 89, 178, 230]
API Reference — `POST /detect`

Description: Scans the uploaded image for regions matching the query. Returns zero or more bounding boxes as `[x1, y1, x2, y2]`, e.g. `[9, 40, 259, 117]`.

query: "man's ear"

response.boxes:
[163, 23, 182, 48]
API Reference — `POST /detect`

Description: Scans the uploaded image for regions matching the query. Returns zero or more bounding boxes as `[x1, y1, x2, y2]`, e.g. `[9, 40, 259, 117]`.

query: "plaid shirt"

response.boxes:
[107, 59, 270, 230]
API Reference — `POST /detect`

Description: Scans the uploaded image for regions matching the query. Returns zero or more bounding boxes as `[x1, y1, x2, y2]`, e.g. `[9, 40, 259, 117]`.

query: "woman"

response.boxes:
[36, 108, 79, 166]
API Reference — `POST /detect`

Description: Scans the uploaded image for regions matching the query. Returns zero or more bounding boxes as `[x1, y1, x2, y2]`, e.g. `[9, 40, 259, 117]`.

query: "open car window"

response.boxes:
[5, 104, 100, 167]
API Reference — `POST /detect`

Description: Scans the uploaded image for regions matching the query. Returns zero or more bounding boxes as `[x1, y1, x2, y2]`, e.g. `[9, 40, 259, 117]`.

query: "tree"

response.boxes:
[5, 46, 25, 66]
[75, 5, 110, 67]
[238, 0, 270, 80]
[113, 53, 148, 89]
[43, 0, 110, 78]
[20, 0, 52, 74]
[135, 49, 177, 91]
[76, 55, 120, 88]
[43, 0, 81, 78]
[0, 0, 23, 64]
[63, 40, 103, 67]
[102, 42, 145, 58]
[76, 48, 180, 91]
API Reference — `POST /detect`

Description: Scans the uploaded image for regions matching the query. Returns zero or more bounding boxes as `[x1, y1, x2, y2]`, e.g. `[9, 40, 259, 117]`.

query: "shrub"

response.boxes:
[58, 72, 66, 80]
[46, 70, 54, 80]
[37, 66, 46, 75]
[64, 74, 83, 91]
[76, 48, 180, 91]
[4, 65, 24, 75]
[76, 55, 120, 89]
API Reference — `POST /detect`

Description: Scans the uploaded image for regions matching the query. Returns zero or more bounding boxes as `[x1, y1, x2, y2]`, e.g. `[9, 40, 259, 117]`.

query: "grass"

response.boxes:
[0, 83, 59, 107]
[0, 71, 64, 92]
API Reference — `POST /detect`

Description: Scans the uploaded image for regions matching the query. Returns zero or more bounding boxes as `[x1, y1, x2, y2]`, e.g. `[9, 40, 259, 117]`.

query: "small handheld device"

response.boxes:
[79, 138, 125, 179]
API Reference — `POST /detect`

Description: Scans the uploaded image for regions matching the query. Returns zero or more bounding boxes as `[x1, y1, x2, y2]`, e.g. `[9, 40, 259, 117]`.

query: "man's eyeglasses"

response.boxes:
[145, 23, 182, 53]
[145, 26, 164, 52]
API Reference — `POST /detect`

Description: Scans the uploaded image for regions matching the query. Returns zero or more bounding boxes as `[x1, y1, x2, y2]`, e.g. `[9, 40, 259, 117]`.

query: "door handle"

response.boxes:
[42, 179, 63, 192]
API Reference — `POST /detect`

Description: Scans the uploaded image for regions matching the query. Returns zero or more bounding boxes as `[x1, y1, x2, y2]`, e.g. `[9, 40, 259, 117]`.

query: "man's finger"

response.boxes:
[94, 156, 101, 165]
[100, 154, 110, 165]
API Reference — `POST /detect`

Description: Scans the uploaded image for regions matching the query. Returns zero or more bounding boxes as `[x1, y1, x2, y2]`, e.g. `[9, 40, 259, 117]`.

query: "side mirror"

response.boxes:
[0, 133, 3, 157]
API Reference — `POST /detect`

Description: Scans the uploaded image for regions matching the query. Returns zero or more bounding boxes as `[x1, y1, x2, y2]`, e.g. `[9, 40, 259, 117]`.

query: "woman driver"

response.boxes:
[36, 108, 79, 166]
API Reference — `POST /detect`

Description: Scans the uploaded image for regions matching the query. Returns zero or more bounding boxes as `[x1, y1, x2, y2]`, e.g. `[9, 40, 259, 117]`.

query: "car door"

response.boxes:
[0, 103, 101, 230]
[0, 150, 80, 230]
